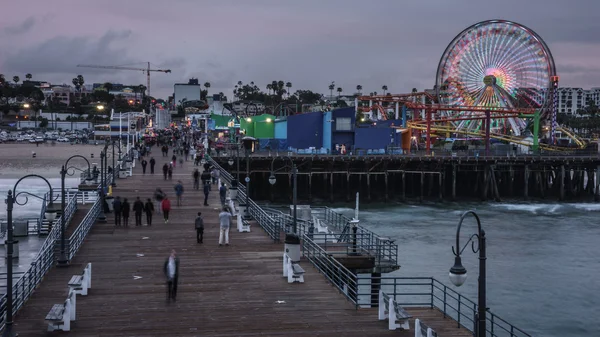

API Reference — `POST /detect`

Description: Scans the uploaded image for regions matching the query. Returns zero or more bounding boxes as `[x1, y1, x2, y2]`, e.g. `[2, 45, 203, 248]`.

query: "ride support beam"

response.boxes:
[533, 109, 540, 153]
[426, 109, 432, 155]
[401, 105, 407, 127]
[485, 110, 491, 156]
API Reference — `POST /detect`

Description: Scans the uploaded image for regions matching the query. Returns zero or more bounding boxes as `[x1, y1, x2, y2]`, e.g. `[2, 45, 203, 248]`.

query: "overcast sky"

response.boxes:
[1, 0, 599, 99]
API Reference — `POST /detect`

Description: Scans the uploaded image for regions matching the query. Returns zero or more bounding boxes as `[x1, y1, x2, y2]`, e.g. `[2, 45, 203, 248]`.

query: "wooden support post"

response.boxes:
[560, 165, 565, 201]
[489, 166, 501, 201]
[308, 173, 312, 202]
[594, 166, 600, 201]
[539, 172, 546, 199]
[509, 165, 514, 197]
[438, 172, 443, 201]
[367, 172, 371, 202]
[330, 172, 334, 202]
[384, 172, 389, 202]
[401, 171, 406, 202]
[346, 172, 351, 202]
[420, 171, 424, 203]
[452, 164, 457, 201]
[524, 165, 529, 200]
[482, 165, 489, 201]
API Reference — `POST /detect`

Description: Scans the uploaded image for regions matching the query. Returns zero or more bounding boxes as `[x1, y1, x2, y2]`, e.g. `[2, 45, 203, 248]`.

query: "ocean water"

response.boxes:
[0, 177, 80, 219]
[330, 201, 600, 337]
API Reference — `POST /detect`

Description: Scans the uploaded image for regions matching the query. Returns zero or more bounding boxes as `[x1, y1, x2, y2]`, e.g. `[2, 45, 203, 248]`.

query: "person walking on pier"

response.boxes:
[219, 182, 227, 207]
[122, 198, 131, 227]
[193, 169, 200, 190]
[154, 188, 165, 215]
[195, 212, 204, 243]
[219, 207, 232, 246]
[171, 154, 177, 168]
[162, 163, 168, 180]
[113, 196, 123, 226]
[163, 249, 179, 302]
[202, 180, 210, 206]
[141, 158, 148, 174]
[149, 157, 156, 174]
[144, 198, 154, 226]
[162, 196, 172, 223]
[133, 197, 144, 226]
[168, 163, 173, 180]
[174, 180, 184, 206]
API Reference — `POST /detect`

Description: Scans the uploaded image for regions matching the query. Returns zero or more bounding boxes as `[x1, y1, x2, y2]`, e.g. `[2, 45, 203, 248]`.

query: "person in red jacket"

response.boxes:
[161, 196, 172, 223]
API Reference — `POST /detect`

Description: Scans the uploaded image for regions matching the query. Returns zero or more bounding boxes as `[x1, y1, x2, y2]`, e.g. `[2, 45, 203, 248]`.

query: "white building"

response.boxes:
[556, 87, 600, 116]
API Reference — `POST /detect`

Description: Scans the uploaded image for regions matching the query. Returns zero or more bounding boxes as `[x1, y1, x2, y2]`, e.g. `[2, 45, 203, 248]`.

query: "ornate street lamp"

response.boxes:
[4, 174, 57, 337]
[58, 155, 91, 266]
[449, 210, 487, 337]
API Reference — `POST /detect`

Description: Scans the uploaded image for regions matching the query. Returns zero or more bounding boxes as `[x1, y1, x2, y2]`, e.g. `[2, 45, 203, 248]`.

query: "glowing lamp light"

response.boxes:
[268, 175, 276, 185]
[23, 103, 30, 109]
[449, 256, 467, 287]
[266, 118, 272, 123]
[246, 118, 252, 122]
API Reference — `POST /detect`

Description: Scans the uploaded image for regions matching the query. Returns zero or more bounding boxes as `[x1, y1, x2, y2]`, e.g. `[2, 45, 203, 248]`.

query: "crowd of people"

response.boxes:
[105, 126, 238, 303]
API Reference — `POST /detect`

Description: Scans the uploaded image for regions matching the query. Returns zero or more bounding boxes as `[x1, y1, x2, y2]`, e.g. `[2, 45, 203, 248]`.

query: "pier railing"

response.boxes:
[0, 171, 109, 332]
[312, 207, 399, 269]
[302, 234, 530, 337]
[67, 196, 102, 260]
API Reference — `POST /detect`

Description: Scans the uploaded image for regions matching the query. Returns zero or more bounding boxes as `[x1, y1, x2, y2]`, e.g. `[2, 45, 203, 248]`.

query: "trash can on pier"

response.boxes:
[284, 233, 301, 262]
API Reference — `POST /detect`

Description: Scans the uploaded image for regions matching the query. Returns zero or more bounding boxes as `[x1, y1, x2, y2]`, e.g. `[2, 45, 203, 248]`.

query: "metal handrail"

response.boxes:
[67, 197, 101, 259]
[0, 172, 109, 332]
[302, 232, 531, 337]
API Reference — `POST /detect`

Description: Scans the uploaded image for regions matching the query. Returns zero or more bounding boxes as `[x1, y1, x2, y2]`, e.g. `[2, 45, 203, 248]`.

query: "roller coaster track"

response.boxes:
[408, 120, 581, 152]
[556, 126, 586, 148]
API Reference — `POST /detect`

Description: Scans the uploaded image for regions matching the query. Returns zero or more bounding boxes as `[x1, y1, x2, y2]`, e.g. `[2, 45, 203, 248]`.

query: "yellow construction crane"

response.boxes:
[76, 62, 171, 99]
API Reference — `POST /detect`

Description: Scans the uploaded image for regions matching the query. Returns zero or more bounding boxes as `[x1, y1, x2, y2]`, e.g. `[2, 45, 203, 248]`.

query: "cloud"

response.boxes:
[2, 30, 136, 76]
[3, 17, 35, 35]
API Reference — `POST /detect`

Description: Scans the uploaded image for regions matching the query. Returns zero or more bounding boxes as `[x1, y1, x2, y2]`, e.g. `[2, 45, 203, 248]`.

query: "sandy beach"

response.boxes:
[0, 143, 114, 178]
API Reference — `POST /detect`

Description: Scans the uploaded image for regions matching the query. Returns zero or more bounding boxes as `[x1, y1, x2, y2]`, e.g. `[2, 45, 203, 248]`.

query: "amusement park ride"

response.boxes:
[357, 20, 587, 154]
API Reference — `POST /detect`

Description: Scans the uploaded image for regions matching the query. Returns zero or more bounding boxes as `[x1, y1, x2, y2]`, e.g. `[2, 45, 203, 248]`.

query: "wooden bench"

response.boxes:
[68, 262, 92, 296]
[45, 290, 75, 331]
[378, 290, 412, 330]
[415, 318, 437, 337]
[282, 253, 305, 283]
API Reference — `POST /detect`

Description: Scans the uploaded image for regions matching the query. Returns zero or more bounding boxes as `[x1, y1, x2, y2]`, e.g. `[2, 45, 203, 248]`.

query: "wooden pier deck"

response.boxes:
[13, 154, 471, 336]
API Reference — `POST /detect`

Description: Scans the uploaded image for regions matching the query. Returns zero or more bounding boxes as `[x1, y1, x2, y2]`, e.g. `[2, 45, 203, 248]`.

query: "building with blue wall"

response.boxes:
[322, 111, 332, 152]
[331, 107, 355, 150]
[287, 111, 323, 149]
[274, 119, 287, 139]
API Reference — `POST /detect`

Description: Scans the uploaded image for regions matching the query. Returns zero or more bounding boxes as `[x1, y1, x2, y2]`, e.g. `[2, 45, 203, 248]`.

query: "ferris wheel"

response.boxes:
[435, 20, 557, 135]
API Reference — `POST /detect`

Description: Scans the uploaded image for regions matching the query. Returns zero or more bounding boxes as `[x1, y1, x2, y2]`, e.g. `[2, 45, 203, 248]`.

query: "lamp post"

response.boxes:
[58, 155, 91, 266]
[4, 174, 57, 337]
[241, 136, 255, 220]
[97, 147, 108, 223]
[268, 157, 298, 234]
[110, 140, 123, 187]
[449, 210, 487, 337]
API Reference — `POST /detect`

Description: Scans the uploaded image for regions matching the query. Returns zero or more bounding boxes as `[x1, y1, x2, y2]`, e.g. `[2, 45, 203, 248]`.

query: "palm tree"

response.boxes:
[104, 82, 113, 92]
[76, 75, 85, 92]
[0, 74, 5, 85]
[237, 81, 243, 87]
[328, 82, 335, 99]
[412, 88, 418, 93]
[266, 84, 272, 95]
[13, 76, 20, 85]
[286, 82, 292, 98]
[204, 82, 211, 97]
[356, 85, 362, 95]
[72, 78, 79, 91]
[336, 87, 343, 98]
[25, 73, 32, 81]
[382, 85, 388, 95]
[138, 84, 147, 101]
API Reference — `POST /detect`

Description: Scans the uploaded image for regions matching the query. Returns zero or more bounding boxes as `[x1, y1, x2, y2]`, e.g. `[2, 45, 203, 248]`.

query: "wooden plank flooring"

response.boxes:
[13, 155, 471, 337]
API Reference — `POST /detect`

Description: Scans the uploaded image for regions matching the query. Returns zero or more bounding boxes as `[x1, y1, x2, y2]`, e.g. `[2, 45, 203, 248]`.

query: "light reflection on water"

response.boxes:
[0, 177, 80, 219]
[330, 202, 600, 337]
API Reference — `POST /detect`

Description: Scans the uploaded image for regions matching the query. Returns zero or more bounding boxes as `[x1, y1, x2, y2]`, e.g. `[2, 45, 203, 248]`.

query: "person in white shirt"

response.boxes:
[218, 208, 232, 246]
[163, 249, 179, 302]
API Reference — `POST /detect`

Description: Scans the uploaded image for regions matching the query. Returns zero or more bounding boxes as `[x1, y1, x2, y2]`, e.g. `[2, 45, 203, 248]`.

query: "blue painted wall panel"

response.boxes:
[287, 112, 323, 149]
[354, 127, 395, 149]
[331, 107, 356, 148]
[322, 111, 332, 151]
[274, 120, 287, 139]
